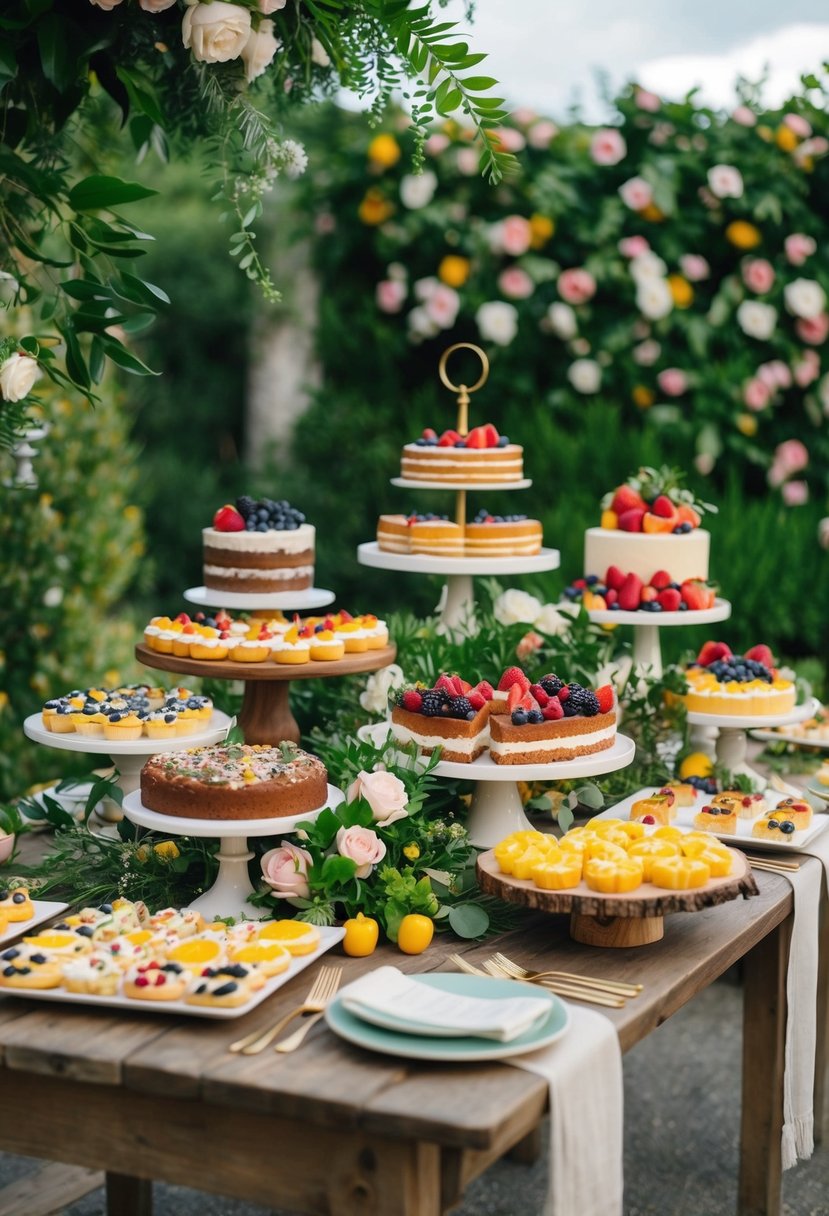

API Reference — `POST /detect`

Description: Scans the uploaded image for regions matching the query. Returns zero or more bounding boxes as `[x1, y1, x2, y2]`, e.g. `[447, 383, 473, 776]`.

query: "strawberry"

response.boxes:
[605, 588, 618, 607]
[682, 580, 715, 610]
[258, 627, 273, 640]
[618, 572, 644, 611]
[618, 508, 646, 533]
[530, 683, 550, 707]
[175, 612, 191, 624]
[498, 666, 530, 692]
[518, 691, 538, 712]
[435, 674, 460, 697]
[482, 423, 500, 447]
[604, 565, 626, 591]
[507, 682, 524, 712]
[401, 690, 424, 712]
[696, 640, 732, 666]
[657, 587, 682, 612]
[464, 426, 488, 449]
[640, 585, 658, 603]
[422, 428, 438, 441]
[467, 690, 487, 711]
[595, 684, 614, 714]
[213, 504, 245, 532]
[438, 429, 461, 447]
[459, 678, 472, 694]
[542, 697, 564, 720]
[745, 644, 775, 668]
[649, 570, 672, 590]
[215, 611, 231, 630]
[474, 680, 495, 701]
[611, 485, 647, 516]
[651, 494, 676, 519]
[339, 609, 353, 623]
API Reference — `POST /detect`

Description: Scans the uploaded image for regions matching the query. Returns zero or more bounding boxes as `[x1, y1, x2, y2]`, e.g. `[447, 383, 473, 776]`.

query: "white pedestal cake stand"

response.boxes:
[23, 711, 233, 820]
[183, 586, 335, 612]
[357, 542, 560, 636]
[122, 785, 344, 919]
[584, 598, 732, 677]
[685, 698, 821, 786]
[432, 734, 636, 848]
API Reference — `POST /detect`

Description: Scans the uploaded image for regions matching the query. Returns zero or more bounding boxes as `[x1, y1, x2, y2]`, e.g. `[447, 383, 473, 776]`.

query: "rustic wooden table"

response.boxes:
[0, 872, 792, 1216]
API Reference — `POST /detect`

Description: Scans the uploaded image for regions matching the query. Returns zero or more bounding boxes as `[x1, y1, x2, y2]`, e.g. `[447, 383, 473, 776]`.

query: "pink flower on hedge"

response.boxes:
[743, 378, 771, 411]
[783, 113, 812, 138]
[493, 127, 526, 153]
[769, 439, 809, 485]
[424, 284, 460, 328]
[516, 631, 544, 660]
[618, 177, 653, 210]
[498, 266, 534, 300]
[657, 368, 687, 396]
[424, 133, 450, 156]
[335, 825, 386, 879]
[793, 349, 820, 387]
[376, 279, 406, 314]
[558, 268, 596, 305]
[261, 841, 312, 899]
[731, 105, 757, 127]
[511, 107, 538, 126]
[527, 120, 558, 149]
[679, 254, 710, 282]
[632, 339, 661, 366]
[634, 88, 661, 112]
[590, 128, 626, 166]
[796, 313, 829, 345]
[819, 517, 829, 550]
[707, 164, 743, 199]
[756, 360, 792, 390]
[456, 147, 479, 176]
[742, 258, 775, 294]
[618, 236, 650, 258]
[784, 233, 816, 266]
[782, 480, 809, 506]
[497, 215, 533, 257]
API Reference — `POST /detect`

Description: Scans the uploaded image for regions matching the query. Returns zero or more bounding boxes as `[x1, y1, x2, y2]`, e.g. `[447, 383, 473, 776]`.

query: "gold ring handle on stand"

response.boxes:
[437, 344, 490, 529]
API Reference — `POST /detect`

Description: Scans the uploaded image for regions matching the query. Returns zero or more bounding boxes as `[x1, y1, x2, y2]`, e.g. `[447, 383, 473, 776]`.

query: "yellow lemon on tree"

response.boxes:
[529, 214, 555, 247]
[358, 188, 394, 226]
[438, 255, 471, 288]
[679, 752, 714, 780]
[397, 914, 434, 955]
[367, 133, 401, 168]
[725, 221, 761, 249]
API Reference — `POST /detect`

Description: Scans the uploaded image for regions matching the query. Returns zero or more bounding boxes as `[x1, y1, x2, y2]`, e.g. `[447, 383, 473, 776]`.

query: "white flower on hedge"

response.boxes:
[240, 19, 279, 81]
[534, 602, 570, 637]
[707, 164, 743, 198]
[594, 656, 634, 696]
[629, 251, 667, 283]
[476, 301, 518, 346]
[278, 139, 308, 179]
[635, 278, 673, 320]
[819, 517, 829, 550]
[567, 358, 601, 393]
[0, 353, 39, 402]
[359, 664, 405, 716]
[407, 305, 440, 341]
[311, 37, 330, 67]
[493, 589, 543, 626]
[632, 339, 661, 366]
[547, 301, 577, 339]
[42, 586, 63, 608]
[182, 1, 251, 63]
[138, 0, 177, 11]
[414, 276, 439, 301]
[736, 300, 777, 340]
[400, 171, 437, 210]
[784, 278, 826, 320]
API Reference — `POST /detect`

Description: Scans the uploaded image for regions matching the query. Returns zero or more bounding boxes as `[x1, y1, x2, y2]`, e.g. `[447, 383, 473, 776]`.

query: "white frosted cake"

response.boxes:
[203, 498, 314, 594]
[584, 526, 710, 584]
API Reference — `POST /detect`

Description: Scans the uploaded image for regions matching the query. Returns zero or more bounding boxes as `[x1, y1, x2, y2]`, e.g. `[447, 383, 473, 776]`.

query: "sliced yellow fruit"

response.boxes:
[583, 838, 629, 864]
[530, 856, 583, 890]
[627, 838, 681, 881]
[257, 920, 320, 955]
[652, 825, 684, 843]
[23, 931, 84, 952]
[583, 857, 644, 894]
[650, 857, 711, 890]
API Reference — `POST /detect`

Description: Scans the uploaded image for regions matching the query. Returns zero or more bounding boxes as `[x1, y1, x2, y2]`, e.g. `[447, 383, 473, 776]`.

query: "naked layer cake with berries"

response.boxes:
[681, 642, 796, 717]
[391, 674, 498, 762]
[401, 425, 523, 485]
[140, 743, 328, 820]
[488, 672, 616, 765]
[377, 509, 542, 558]
[203, 497, 314, 594]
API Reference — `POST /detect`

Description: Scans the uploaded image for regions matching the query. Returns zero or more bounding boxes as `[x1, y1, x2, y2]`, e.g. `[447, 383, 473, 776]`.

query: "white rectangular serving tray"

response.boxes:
[0, 924, 344, 1019]
[598, 789, 829, 853]
[0, 900, 68, 947]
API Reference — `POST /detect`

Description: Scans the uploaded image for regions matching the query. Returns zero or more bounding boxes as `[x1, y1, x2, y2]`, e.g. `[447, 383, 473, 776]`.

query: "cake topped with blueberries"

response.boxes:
[202, 496, 315, 595]
[401, 424, 524, 485]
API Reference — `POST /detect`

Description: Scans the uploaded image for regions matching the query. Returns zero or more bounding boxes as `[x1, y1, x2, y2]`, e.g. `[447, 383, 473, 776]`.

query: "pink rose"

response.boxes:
[424, 283, 460, 328]
[511, 107, 538, 126]
[757, 360, 791, 390]
[707, 164, 743, 199]
[558, 267, 596, 305]
[783, 113, 811, 138]
[743, 378, 771, 411]
[657, 368, 687, 396]
[782, 480, 809, 506]
[632, 339, 660, 366]
[796, 313, 829, 345]
[89, 0, 124, 8]
[500, 215, 533, 257]
[742, 258, 775, 294]
[347, 769, 409, 826]
[456, 147, 479, 176]
[618, 177, 653, 210]
[774, 438, 809, 477]
[590, 128, 627, 166]
[498, 266, 534, 300]
[527, 120, 558, 149]
[784, 233, 816, 266]
[138, 0, 177, 10]
[261, 841, 312, 900]
[424, 133, 450, 156]
[618, 236, 650, 258]
[793, 349, 820, 387]
[492, 127, 526, 152]
[679, 254, 710, 282]
[731, 105, 757, 127]
[516, 631, 544, 660]
[376, 279, 406, 314]
[335, 825, 386, 879]
[695, 452, 715, 476]
[634, 88, 661, 112]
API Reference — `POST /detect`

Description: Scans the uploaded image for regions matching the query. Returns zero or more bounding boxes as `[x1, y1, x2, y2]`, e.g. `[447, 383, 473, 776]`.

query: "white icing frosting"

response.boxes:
[584, 527, 710, 585]
[204, 564, 314, 582]
[202, 524, 315, 554]
[489, 724, 617, 756]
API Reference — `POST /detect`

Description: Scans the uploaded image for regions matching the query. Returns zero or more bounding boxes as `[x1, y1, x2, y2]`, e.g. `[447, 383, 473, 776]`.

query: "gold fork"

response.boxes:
[274, 967, 342, 1053]
[229, 966, 342, 1055]
[490, 953, 642, 997]
[481, 959, 626, 1009]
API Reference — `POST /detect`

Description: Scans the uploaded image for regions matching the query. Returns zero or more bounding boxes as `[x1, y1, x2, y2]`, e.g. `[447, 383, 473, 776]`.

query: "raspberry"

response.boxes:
[467, 690, 487, 711]
[400, 690, 423, 713]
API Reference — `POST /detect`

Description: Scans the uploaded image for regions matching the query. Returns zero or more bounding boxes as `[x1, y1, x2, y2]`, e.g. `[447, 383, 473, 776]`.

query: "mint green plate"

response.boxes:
[325, 972, 570, 1062]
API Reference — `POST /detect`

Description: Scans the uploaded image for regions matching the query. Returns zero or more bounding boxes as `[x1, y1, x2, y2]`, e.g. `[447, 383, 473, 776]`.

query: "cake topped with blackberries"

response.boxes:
[488, 668, 617, 765]
[202, 496, 315, 595]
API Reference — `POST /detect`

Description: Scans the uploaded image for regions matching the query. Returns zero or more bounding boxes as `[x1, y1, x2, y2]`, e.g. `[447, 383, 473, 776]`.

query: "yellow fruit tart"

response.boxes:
[752, 814, 797, 841]
[650, 856, 711, 890]
[273, 626, 311, 665]
[165, 936, 226, 972]
[0, 886, 34, 922]
[103, 712, 143, 742]
[692, 804, 737, 834]
[307, 628, 344, 662]
[0, 946, 63, 989]
[361, 614, 389, 650]
[72, 710, 107, 737]
[185, 964, 262, 1008]
[659, 782, 696, 807]
[626, 838, 681, 881]
[257, 919, 320, 955]
[336, 620, 370, 653]
[771, 797, 812, 831]
[228, 940, 291, 977]
[583, 856, 644, 894]
[62, 952, 122, 995]
[22, 930, 90, 957]
[172, 623, 198, 658]
[123, 960, 189, 1000]
[530, 855, 583, 890]
[144, 710, 179, 739]
[230, 629, 273, 662]
[630, 791, 675, 826]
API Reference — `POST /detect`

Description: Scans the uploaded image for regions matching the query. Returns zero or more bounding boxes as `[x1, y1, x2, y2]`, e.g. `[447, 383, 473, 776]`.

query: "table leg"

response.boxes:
[239, 679, 300, 744]
[738, 915, 790, 1216]
[106, 1172, 152, 1216]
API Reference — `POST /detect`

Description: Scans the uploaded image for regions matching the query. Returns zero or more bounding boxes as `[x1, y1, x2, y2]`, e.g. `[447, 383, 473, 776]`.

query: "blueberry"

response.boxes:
[669, 582, 681, 591]
[527, 709, 544, 724]
[564, 587, 581, 599]
[679, 603, 688, 611]
[651, 602, 662, 612]
[454, 440, 466, 448]
[426, 436, 439, 445]
[610, 602, 621, 611]
[256, 522, 269, 532]
[246, 520, 256, 531]
[511, 709, 528, 726]
[416, 437, 427, 446]
[672, 525, 683, 534]
[498, 436, 510, 447]
[586, 575, 599, 585]
[257, 507, 269, 521]
[780, 821, 796, 835]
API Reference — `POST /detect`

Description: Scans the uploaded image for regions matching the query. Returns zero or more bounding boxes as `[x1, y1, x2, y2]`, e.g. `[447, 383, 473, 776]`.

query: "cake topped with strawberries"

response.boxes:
[584, 466, 716, 586]
[401, 424, 523, 485]
[682, 641, 796, 717]
[202, 496, 315, 595]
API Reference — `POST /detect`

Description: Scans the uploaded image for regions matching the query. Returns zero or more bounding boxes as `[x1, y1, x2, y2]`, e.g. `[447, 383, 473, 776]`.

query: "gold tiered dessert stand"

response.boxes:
[357, 344, 560, 636]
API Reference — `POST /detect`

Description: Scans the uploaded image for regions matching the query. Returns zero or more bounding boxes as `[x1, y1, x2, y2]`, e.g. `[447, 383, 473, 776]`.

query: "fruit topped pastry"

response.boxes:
[564, 567, 717, 614]
[41, 685, 212, 739]
[203, 495, 315, 594]
[401, 424, 524, 484]
[598, 466, 714, 535]
[682, 641, 796, 717]
[488, 668, 617, 765]
[391, 673, 498, 763]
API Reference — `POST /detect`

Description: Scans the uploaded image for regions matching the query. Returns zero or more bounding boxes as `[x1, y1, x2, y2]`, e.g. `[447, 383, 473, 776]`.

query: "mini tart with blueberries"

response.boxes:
[713, 790, 768, 819]
[123, 960, 188, 1001]
[0, 946, 63, 989]
[62, 952, 122, 995]
[0, 887, 34, 923]
[692, 804, 738, 834]
[752, 814, 797, 841]
[227, 939, 291, 977]
[770, 797, 812, 831]
[185, 963, 263, 1007]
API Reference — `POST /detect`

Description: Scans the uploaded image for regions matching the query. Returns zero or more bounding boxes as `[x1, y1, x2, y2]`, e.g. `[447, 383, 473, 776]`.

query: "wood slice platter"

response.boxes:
[135, 642, 397, 683]
[477, 847, 758, 948]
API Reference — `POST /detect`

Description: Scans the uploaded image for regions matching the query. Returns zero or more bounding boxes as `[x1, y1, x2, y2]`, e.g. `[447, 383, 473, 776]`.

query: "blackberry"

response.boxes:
[449, 695, 476, 721]
[236, 495, 257, 520]
[563, 684, 600, 717]
[420, 689, 450, 717]
[539, 673, 564, 696]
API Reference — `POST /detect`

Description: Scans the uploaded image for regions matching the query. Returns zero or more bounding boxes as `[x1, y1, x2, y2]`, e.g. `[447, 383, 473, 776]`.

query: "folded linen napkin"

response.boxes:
[340, 966, 553, 1042]
[511, 1005, 623, 1216]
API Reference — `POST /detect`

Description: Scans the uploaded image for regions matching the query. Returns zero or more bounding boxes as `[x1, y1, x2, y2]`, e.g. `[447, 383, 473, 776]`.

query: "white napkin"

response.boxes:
[340, 966, 552, 1042]
[511, 1005, 624, 1216]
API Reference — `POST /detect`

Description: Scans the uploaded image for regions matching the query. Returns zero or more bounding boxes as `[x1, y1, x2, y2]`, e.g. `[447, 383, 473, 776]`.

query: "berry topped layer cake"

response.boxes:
[401, 425, 523, 484]
[391, 674, 498, 762]
[488, 669, 616, 765]
[203, 497, 314, 594]
[140, 742, 328, 820]
[377, 509, 542, 558]
[584, 466, 714, 586]
[464, 510, 543, 557]
[682, 642, 796, 717]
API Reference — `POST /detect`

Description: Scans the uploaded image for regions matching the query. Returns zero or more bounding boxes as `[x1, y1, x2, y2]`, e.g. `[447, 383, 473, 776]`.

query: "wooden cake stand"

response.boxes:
[135, 643, 397, 746]
[476, 847, 757, 948]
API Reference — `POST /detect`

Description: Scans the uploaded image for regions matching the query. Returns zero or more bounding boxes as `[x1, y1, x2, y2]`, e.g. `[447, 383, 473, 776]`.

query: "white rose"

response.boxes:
[629, 251, 667, 283]
[567, 357, 601, 393]
[138, 0, 177, 10]
[413, 276, 439, 301]
[493, 589, 544, 626]
[476, 301, 518, 346]
[636, 278, 673, 320]
[707, 164, 743, 199]
[258, 0, 287, 10]
[736, 300, 777, 341]
[0, 353, 39, 402]
[359, 664, 405, 716]
[240, 20, 279, 81]
[182, 1, 251, 63]
[593, 656, 634, 696]
[784, 278, 826, 321]
[407, 305, 440, 341]
[534, 602, 570, 637]
[311, 37, 330, 67]
[547, 302, 577, 339]
[632, 339, 661, 366]
[400, 171, 437, 210]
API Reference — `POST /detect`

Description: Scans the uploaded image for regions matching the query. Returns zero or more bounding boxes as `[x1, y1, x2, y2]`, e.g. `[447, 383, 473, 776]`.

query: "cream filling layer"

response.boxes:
[391, 722, 490, 755]
[204, 564, 314, 582]
[203, 524, 315, 554]
[489, 725, 617, 756]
